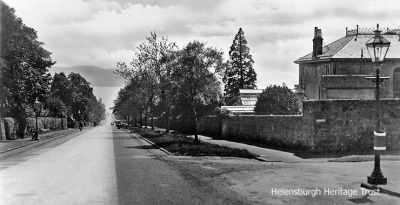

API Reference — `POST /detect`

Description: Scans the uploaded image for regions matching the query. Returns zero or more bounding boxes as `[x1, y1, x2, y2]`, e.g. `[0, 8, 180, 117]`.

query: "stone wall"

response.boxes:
[303, 99, 400, 152]
[198, 115, 306, 149]
[221, 115, 306, 149]
[198, 116, 220, 137]
[196, 99, 400, 153]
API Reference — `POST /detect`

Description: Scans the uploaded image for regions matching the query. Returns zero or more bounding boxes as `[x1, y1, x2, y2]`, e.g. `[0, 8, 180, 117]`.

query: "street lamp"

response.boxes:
[78, 110, 83, 131]
[364, 24, 390, 185]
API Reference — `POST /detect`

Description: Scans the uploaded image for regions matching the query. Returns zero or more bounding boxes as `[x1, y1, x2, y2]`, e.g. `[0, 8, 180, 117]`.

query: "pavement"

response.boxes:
[0, 126, 245, 205]
[149, 127, 400, 163]
[188, 135, 400, 163]
[1, 125, 399, 204]
[0, 126, 119, 205]
[144, 127, 400, 203]
[187, 134, 304, 162]
[0, 129, 81, 155]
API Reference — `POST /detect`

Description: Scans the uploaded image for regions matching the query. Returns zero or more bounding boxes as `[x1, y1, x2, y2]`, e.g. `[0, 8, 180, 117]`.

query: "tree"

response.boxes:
[113, 75, 147, 127]
[114, 32, 177, 131]
[174, 41, 224, 143]
[68, 72, 96, 122]
[254, 84, 301, 115]
[88, 98, 105, 126]
[46, 72, 72, 117]
[223, 28, 257, 105]
[0, 1, 54, 137]
[158, 45, 178, 133]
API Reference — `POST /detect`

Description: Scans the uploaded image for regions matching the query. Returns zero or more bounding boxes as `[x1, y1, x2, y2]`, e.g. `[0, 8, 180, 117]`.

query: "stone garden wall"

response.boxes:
[303, 99, 400, 153]
[220, 115, 305, 149]
[158, 99, 400, 153]
[198, 99, 400, 153]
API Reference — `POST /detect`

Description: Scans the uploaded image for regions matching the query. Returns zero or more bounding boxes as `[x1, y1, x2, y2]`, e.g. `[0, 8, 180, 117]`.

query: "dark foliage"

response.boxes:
[223, 28, 257, 105]
[0, 2, 54, 137]
[255, 84, 301, 115]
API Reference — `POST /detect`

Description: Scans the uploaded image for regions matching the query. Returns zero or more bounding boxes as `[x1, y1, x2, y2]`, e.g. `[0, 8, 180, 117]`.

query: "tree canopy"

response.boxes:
[0, 1, 54, 137]
[114, 33, 177, 130]
[113, 35, 224, 142]
[0, 2, 108, 137]
[47, 72, 105, 125]
[174, 41, 223, 142]
[223, 28, 257, 105]
[254, 84, 301, 115]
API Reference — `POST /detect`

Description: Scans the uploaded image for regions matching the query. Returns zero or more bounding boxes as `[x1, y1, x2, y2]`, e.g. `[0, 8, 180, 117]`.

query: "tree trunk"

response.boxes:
[219, 116, 223, 139]
[16, 116, 26, 139]
[166, 107, 170, 134]
[151, 115, 154, 131]
[139, 114, 143, 128]
[239, 32, 243, 89]
[150, 101, 154, 131]
[144, 112, 148, 128]
[192, 107, 199, 144]
[0, 112, 3, 141]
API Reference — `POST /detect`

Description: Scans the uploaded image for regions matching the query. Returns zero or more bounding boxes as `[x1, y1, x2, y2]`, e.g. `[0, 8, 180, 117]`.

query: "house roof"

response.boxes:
[295, 32, 400, 64]
[239, 89, 263, 94]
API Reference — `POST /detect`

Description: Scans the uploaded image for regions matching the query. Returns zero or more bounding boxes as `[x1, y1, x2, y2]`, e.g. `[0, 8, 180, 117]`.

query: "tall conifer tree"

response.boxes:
[223, 28, 257, 105]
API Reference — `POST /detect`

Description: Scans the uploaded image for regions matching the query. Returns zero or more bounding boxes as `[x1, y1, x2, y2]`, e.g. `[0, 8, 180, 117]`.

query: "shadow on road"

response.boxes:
[126, 145, 156, 150]
[348, 196, 374, 204]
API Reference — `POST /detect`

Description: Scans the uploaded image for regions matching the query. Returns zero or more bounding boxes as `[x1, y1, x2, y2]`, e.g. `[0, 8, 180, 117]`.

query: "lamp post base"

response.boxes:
[367, 175, 387, 185]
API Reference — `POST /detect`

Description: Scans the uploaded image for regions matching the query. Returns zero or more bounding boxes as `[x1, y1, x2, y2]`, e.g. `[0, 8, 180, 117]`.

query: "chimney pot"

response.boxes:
[313, 27, 323, 58]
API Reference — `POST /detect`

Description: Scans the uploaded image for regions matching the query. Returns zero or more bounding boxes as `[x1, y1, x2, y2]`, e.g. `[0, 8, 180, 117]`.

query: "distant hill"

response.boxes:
[49, 65, 125, 87]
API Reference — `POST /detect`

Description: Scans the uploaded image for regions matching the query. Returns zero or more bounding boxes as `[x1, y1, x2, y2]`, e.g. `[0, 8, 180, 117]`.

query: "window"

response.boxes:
[324, 64, 333, 75]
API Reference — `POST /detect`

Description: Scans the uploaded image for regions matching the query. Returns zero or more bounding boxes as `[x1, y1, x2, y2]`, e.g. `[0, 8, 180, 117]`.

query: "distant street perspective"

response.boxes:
[1, 124, 400, 204]
[0, 125, 246, 204]
[2, 0, 400, 204]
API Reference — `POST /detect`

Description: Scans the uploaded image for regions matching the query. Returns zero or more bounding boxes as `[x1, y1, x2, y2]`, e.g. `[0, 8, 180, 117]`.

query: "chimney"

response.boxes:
[313, 27, 323, 58]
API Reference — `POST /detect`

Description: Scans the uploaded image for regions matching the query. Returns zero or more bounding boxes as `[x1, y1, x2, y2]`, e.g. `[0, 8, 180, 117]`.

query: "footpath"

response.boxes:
[147, 127, 400, 163]
[188, 135, 400, 163]
[144, 127, 400, 199]
[187, 135, 304, 162]
[0, 128, 82, 156]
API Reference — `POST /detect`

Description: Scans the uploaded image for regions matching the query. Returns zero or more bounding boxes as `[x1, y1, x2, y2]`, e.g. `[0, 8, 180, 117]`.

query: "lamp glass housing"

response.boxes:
[366, 29, 390, 63]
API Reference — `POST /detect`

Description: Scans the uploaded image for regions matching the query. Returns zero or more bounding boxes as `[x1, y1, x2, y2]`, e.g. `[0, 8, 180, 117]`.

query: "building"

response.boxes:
[222, 89, 263, 113]
[294, 26, 400, 100]
[238, 89, 263, 106]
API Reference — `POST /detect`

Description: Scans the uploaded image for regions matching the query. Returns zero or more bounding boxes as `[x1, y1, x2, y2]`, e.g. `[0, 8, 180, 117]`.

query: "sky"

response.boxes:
[3, 0, 400, 90]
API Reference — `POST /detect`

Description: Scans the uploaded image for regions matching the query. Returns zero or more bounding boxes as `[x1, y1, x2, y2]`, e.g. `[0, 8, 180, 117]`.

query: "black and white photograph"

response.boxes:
[0, 0, 400, 204]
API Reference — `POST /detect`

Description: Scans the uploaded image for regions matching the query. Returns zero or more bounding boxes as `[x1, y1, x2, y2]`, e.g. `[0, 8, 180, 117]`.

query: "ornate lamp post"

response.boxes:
[78, 110, 83, 131]
[364, 24, 390, 185]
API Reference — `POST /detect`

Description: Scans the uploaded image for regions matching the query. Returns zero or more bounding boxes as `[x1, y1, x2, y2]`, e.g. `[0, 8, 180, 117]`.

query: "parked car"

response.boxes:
[115, 120, 121, 129]
[120, 122, 127, 128]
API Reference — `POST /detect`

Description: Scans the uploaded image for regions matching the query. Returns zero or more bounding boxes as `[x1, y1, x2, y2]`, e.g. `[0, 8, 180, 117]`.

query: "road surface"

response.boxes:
[0, 126, 238, 205]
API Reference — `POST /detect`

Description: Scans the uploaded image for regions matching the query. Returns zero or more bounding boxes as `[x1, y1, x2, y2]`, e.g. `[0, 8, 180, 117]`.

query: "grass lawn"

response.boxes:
[133, 128, 256, 159]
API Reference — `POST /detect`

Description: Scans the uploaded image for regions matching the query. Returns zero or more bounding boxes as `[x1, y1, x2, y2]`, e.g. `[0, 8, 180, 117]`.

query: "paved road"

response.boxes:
[0, 126, 237, 205]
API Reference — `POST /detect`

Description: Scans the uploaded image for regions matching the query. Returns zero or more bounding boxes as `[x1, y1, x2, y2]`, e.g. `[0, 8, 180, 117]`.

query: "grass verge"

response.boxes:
[132, 128, 256, 159]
